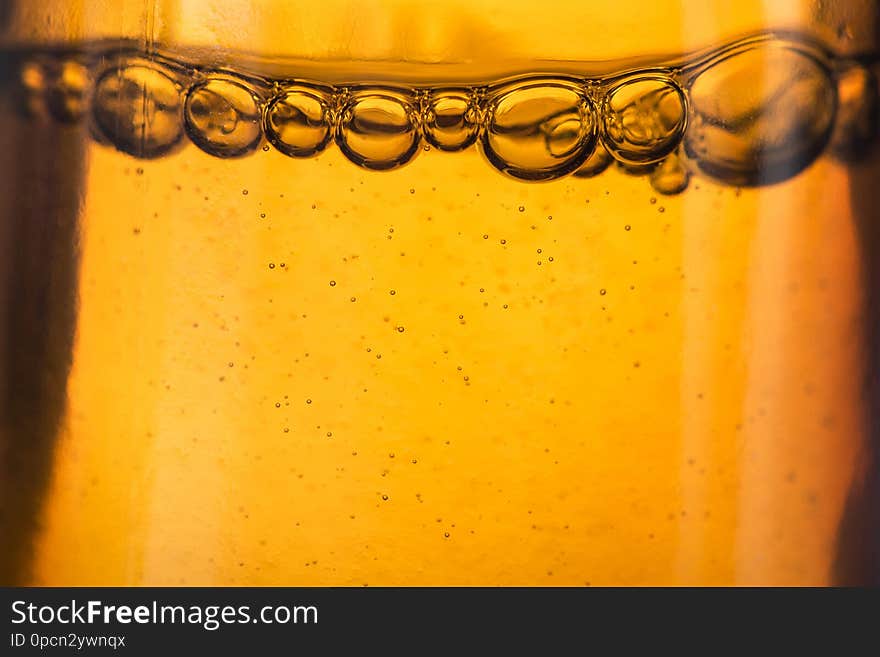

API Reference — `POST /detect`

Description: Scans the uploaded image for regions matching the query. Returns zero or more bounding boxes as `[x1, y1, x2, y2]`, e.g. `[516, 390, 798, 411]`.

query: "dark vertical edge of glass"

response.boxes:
[834, 13, 880, 586]
[0, 51, 86, 585]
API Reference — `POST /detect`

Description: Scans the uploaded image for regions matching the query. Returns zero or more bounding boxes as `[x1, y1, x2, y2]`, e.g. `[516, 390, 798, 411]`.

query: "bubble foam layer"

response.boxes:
[7, 32, 879, 191]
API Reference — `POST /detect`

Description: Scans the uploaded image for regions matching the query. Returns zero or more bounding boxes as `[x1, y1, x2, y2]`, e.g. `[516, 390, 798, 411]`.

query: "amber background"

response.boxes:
[0, 0, 878, 585]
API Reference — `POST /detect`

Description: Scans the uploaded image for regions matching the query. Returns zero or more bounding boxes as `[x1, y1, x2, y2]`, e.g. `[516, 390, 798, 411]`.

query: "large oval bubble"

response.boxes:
[184, 77, 263, 158]
[480, 80, 597, 181]
[602, 75, 686, 165]
[92, 61, 184, 159]
[264, 86, 334, 158]
[684, 41, 836, 186]
[336, 90, 421, 171]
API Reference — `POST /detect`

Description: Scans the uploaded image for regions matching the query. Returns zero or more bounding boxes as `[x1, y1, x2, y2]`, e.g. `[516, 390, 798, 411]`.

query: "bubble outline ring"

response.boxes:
[262, 84, 335, 159]
[478, 79, 599, 182]
[91, 58, 186, 159]
[600, 73, 688, 166]
[421, 87, 482, 153]
[182, 75, 266, 158]
[334, 88, 423, 171]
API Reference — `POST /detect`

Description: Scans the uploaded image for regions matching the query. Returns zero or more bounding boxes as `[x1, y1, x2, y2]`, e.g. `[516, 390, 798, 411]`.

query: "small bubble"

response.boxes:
[39, 59, 91, 123]
[444, 532, 450, 538]
[283, 427, 290, 433]
[242, 189, 248, 196]
[350, 297, 357, 302]
[306, 399, 312, 404]
[537, 248, 542, 254]
[625, 225, 631, 231]
[500, 239, 507, 245]
[262, 145, 270, 152]
[424, 91, 480, 151]
[275, 403, 281, 408]
[135, 167, 144, 175]
[409, 188, 415, 194]
[259, 212, 266, 219]
[268, 263, 275, 269]
[650, 152, 690, 195]
[650, 197, 657, 204]
[830, 64, 878, 161]
[396, 326, 405, 333]
[326, 432, 332, 437]
[658, 206, 666, 213]
[599, 289, 607, 295]
[381, 494, 389, 501]
[518, 205, 525, 212]
[482, 234, 489, 239]
[389, 290, 396, 296]
[329, 280, 336, 287]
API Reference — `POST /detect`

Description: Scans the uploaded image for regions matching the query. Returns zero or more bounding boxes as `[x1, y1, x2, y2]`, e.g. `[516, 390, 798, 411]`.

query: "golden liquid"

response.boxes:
[1, 1, 879, 586]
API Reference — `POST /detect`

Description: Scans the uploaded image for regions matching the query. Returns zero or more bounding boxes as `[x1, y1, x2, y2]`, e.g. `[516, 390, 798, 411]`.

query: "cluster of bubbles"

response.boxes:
[12, 33, 878, 192]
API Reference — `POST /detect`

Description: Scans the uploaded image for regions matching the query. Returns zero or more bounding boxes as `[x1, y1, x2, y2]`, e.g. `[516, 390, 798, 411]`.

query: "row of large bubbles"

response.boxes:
[15, 34, 879, 191]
